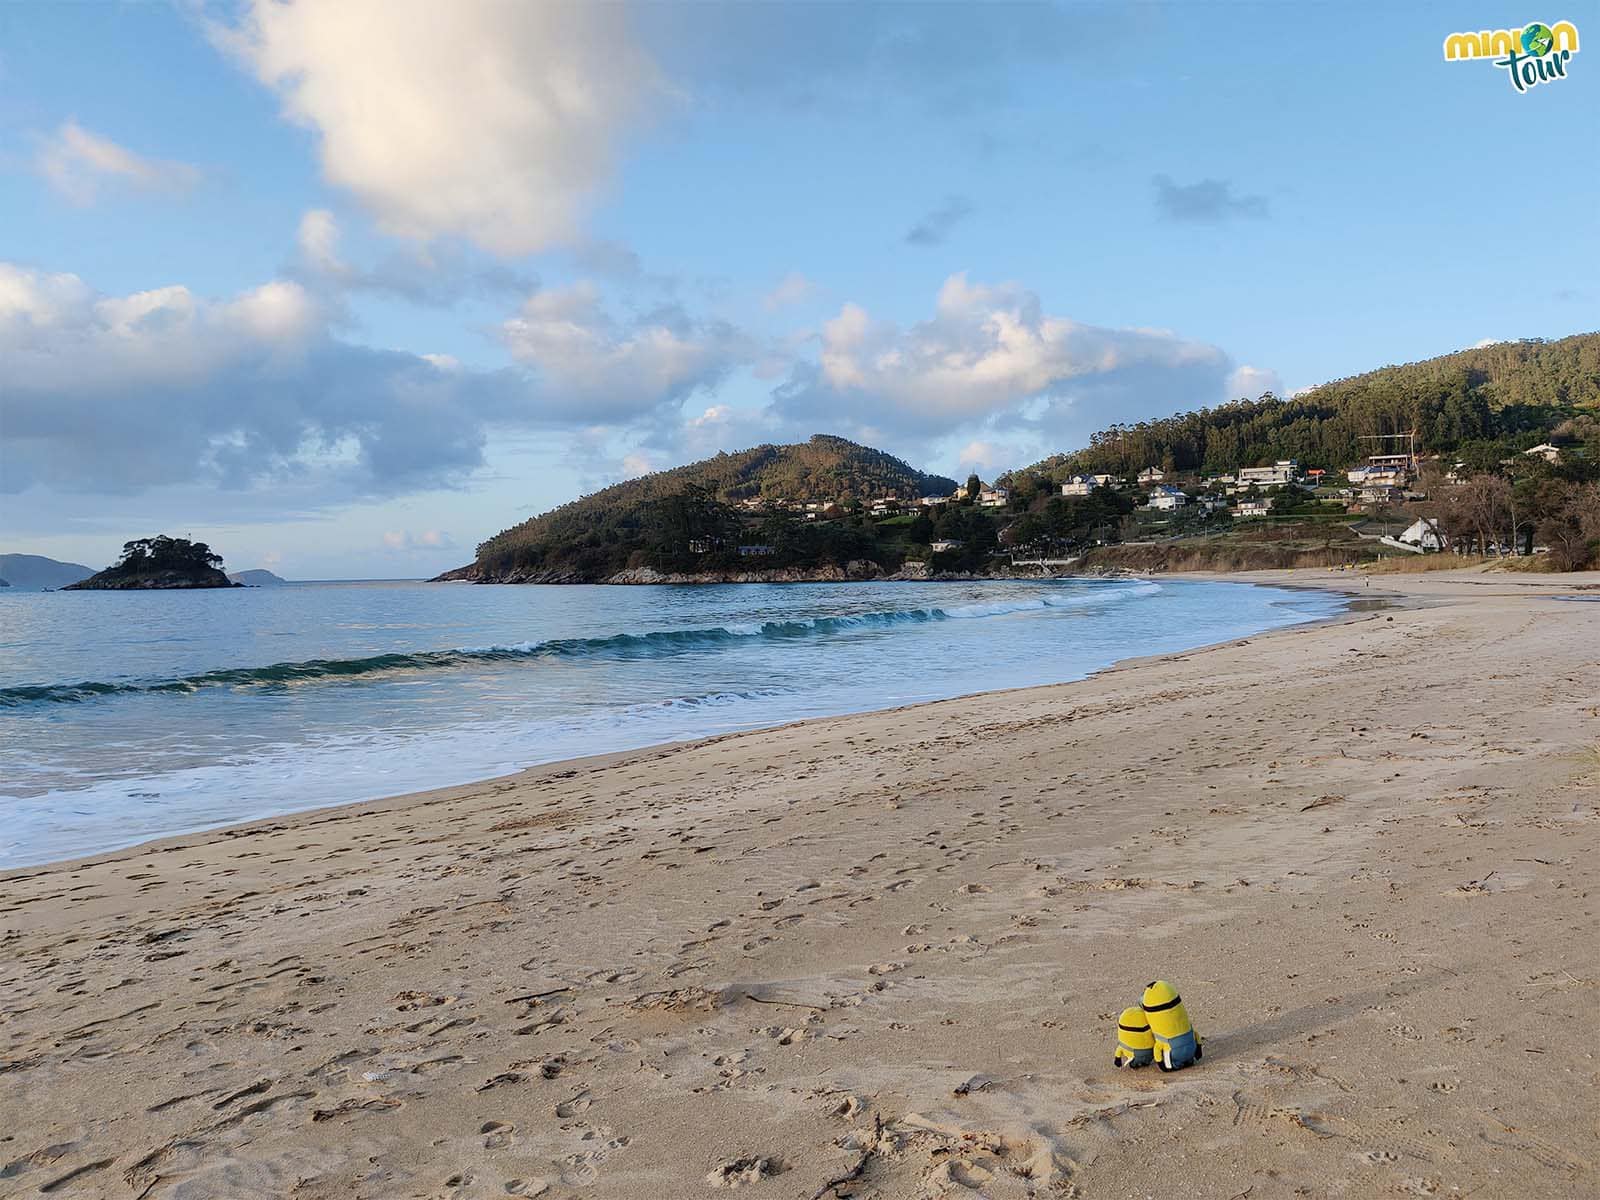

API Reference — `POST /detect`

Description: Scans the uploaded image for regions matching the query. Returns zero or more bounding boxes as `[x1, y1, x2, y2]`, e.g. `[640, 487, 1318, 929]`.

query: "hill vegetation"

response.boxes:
[1006, 333, 1600, 484]
[64, 536, 238, 590]
[461, 436, 958, 581]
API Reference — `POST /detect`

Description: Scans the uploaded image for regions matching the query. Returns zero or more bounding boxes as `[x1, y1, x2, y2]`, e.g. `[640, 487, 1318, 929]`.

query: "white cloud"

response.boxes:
[382, 529, 453, 551]
[0, 261, 526, 498]
[219, 0, 660, 256]
[500, 283, 750, 422]
[36, 121, 202, 205]
[619, 451, 659, 479]
[956, 440, 1008, 473]
[296, 208, 346, 275]
[1226, 364, 1282, 400]
[290, 207, 536, 304]
[781, 272, 1230, 437]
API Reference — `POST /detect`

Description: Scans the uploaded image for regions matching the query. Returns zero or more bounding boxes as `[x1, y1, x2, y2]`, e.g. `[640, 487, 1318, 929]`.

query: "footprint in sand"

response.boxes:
[503, 1179, 549, 1196]
[829, 1094, 864, 1120]
[1398, 1177, 1444, 1196]
[560, 1137, 629, 1187]
[554, 1091, 592, 1118]
[481, 1120, 515, 1150]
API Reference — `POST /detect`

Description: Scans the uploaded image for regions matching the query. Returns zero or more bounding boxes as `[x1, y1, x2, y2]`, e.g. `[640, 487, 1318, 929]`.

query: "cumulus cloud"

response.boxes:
[0, 262, 527, 498]
[500, 283, 751, 423]
[904, 196, 974, 246]
[217, 0, 660, 256]
[619, 451, 660, 479]
[36, 121, 202, 205]
[772, 273, 1231, 446]
[1226, 364, 1283, 400]
[1152, 175, 1269, 223]
[956, 440, 1011, 473]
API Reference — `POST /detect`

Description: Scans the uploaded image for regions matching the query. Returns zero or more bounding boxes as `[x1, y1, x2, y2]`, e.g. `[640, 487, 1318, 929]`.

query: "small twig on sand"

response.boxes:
[504, 986, 572, 1005]
[811, 1115, 881, 1199]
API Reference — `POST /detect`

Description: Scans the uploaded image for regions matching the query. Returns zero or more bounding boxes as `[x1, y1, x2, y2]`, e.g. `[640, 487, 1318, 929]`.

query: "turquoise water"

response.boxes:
[0, 578, 1344, 868]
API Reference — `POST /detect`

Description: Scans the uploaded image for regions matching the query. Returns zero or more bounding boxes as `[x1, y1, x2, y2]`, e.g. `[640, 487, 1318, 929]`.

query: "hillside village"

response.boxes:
[701, 433, 1590, 570]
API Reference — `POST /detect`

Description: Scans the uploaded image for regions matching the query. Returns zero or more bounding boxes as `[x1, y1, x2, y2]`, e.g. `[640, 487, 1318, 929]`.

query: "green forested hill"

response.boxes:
[1008, 333, 1600, 483]
[465, 435, 957, 579]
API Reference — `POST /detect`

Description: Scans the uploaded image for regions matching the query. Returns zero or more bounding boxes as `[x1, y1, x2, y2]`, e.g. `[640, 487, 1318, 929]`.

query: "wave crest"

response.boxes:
[2, 583, 1158, 707]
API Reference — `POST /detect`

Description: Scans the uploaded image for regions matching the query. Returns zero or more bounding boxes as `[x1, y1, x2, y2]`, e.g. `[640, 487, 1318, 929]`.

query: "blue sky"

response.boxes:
[2, 1, 1594, 578]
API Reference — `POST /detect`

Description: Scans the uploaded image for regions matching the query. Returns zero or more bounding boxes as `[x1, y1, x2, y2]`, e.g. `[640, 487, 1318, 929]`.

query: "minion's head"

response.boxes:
[1118, 1006, 1149, 1032]
[1142, 980, 1179, 1010]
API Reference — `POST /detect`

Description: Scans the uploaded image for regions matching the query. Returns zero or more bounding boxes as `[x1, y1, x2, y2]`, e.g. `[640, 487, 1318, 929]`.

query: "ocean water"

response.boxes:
[0, 578, 1344, 868]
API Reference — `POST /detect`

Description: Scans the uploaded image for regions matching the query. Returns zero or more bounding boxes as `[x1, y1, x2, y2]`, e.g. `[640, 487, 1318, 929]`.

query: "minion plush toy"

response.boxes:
[1112, 1006, 1154, 1068]
[1141, 980, 1202, 1071]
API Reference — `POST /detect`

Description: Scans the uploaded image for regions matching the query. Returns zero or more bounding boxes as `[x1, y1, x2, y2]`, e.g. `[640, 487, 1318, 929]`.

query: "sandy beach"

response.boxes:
[2, 568, 1597, 1200]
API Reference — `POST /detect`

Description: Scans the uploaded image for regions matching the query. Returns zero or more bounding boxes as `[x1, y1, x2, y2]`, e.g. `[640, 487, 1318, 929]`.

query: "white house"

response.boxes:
[1348, 465, 1408, 488]
[978, 487, 1009, 508]
[1137, 466, 1166, 485]
[1060, 474, 1099, 497]
[1235, 498, 1274, 518]
[1237, 460, 1301, 488]
[1146, 485, 1190, 511]
[1359, 484, 1402, 506]
[931, 539, 963, 553]
[1524, 443, 1563, 463]
[1398, 518, 1447, 551]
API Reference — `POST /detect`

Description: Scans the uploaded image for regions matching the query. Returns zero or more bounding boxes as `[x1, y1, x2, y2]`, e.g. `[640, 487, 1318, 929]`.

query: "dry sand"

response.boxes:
[2, 569, 1597, 1199]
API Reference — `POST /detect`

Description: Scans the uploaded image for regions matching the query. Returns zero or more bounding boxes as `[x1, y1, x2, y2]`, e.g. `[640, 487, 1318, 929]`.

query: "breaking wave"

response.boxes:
[2, 582, 1159, 708]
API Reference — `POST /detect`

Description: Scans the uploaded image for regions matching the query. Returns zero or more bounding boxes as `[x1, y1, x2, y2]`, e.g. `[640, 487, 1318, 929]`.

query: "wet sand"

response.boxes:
[2, 568, 1597, 1199]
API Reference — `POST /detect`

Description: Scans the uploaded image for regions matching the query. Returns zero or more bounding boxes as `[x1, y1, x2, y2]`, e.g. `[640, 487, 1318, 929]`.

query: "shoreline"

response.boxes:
[4, 567, 1596, 1199]
[0, 574, 1372, 879]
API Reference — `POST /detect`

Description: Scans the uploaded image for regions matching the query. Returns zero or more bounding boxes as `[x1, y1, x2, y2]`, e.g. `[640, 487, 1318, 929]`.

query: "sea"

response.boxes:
[0, 577, 1346, 868]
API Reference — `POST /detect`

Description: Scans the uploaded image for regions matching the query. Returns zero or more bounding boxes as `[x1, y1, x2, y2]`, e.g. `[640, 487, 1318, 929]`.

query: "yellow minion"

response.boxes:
[1113, 1006, 1154, 1068]
[1141, 980, 1202, 1071]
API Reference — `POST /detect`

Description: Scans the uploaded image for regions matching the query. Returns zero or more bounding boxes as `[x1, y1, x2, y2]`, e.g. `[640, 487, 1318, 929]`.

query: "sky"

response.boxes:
[1, 1, 1595, 579]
